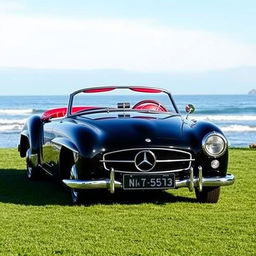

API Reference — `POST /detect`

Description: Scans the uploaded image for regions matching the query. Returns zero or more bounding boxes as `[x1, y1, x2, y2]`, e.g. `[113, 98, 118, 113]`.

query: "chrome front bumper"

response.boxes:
[63, 167, 235, 194]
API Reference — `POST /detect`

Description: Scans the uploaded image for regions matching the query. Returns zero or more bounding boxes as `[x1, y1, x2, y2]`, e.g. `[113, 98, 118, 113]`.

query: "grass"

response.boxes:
[0, 148, 255, 256]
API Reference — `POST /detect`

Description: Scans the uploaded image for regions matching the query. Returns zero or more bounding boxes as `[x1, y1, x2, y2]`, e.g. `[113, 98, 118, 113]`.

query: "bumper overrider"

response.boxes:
[63, 166, 235, 194]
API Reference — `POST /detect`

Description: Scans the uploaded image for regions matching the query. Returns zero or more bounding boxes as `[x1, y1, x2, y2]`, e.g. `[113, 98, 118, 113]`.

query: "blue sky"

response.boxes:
[0, 0, 255, 94]
[4, 0, 256, 42]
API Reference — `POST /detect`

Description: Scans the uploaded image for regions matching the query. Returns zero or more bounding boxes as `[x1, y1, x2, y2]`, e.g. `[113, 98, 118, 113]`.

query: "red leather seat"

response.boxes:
[41, 107, 95, 121]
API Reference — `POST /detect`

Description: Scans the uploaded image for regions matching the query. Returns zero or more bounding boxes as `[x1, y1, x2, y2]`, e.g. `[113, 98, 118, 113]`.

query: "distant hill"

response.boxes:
[0, 66, 256, 95]
[248, 89, 256, 94]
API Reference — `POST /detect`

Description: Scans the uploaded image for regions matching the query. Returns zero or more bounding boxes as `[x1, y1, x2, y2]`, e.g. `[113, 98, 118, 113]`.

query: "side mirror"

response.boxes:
[185, 104, 195, 119]
[185, 104, 195, 114]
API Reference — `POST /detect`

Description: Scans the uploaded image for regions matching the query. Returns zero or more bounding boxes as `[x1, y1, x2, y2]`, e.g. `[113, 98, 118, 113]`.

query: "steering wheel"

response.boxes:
[132, 100, 168, 112]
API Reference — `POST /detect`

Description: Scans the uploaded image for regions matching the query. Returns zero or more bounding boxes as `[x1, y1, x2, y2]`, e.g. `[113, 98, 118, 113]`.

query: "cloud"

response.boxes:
[0, 15, 255, 72]
[0, 1, 25, 12]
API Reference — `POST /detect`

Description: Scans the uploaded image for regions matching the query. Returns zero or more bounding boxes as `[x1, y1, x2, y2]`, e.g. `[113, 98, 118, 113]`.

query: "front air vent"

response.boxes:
[100, 148, 194, 173]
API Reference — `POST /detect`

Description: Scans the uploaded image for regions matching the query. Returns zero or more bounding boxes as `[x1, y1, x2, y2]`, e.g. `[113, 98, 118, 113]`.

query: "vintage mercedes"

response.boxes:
[18, 86, 235, 204]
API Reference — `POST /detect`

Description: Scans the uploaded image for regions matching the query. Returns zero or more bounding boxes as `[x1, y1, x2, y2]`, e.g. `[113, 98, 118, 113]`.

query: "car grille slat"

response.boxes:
[101, 148, 194, 173]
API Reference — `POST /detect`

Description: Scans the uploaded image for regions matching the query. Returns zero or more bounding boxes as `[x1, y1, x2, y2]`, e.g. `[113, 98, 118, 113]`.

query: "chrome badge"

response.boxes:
[134, 150, 156, 172]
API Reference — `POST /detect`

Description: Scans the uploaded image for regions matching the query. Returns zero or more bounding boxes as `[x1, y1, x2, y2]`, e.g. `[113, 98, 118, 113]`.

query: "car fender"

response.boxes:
[182, 120, 225, 151]
[183, 120, 228, 175]
[19, 115, 43, 158]
[52, 137, 79, 154]
[52, 120, 106, 158]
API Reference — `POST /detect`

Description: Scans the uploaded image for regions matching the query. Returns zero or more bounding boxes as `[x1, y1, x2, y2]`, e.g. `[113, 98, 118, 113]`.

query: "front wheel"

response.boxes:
[195, 186, 220, 203]
[70, 164, 85, 205]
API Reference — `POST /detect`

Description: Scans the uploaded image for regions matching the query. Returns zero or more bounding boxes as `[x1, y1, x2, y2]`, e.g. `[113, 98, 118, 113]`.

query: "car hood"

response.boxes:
[74, 115, 195, 150]
[56, 114, 222, 157]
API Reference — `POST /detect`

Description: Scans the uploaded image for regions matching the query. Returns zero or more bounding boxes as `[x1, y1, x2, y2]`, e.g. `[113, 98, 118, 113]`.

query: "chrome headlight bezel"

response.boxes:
[202, 132, 227, 158]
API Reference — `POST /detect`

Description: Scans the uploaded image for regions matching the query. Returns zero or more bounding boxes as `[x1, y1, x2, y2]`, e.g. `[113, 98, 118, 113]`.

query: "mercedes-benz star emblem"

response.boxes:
[134, 150, 156, 172]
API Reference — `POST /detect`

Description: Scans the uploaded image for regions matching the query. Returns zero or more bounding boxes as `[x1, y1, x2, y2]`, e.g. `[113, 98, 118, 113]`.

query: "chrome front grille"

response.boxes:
[101, 148, 194, 173]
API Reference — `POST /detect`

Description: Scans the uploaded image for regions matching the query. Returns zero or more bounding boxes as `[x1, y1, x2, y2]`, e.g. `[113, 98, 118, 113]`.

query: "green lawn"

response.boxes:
[0, 148, 255, 256]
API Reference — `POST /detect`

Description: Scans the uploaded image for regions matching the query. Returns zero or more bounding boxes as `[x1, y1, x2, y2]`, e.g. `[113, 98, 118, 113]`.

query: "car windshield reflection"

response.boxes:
[69, 86, 179, 117]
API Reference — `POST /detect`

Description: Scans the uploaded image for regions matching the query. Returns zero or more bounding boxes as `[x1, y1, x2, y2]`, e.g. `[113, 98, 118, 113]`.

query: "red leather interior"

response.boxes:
[42, 100, 167, 121]
[132, 100, 168, 112]
[41, 107, 95, 121]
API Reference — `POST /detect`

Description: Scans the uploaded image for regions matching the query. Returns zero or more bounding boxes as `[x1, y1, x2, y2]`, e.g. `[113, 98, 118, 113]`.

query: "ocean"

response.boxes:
[0, 94, 255, 148]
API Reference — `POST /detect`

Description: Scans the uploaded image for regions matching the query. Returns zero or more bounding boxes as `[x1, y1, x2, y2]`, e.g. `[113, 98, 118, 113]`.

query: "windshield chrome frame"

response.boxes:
[66, 86, 179, 118]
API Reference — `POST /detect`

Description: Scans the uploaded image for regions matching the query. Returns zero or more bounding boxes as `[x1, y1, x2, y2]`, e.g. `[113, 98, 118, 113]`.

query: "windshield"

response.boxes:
[68, 87, 178, 116]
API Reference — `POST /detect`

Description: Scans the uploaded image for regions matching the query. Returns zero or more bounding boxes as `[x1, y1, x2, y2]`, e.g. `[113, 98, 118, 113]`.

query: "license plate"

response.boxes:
[123, 173, 175, 190]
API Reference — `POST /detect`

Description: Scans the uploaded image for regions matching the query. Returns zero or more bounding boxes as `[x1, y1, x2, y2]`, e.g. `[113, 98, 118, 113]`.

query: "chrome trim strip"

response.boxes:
[110, 168, 115, 194]
[100, 160, 134, 163]
[62, 174, 235, 190]
[100, 159, 195, 163]
[198, 166, 203, 192]
[102, 147, 194, 173]
[188, 167, 194, 192]
[62, 179, 122, 189]
[103, 147, 192, 156]
[175, 174, 235, 188]
[156, 159, 195, 163]
[102, 169, 189, 174]
[67, 86, 178, 117]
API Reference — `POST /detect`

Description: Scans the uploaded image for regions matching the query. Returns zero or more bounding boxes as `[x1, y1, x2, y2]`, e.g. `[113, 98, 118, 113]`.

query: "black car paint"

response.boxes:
[19, 111, 228, 182]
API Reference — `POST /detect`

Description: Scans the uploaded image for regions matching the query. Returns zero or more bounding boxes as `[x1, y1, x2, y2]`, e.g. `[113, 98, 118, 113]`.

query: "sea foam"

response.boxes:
[221, 125, 256, 132]
[0, 109, 33, 115]
[195, 115, 256, 121]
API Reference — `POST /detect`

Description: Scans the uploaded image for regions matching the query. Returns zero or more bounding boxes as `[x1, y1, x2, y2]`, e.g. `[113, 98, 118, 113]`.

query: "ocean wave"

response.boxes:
[196, 107, 256, 115]
[0, 118, 27, 125]
[0, 119, 26, 132]
[32, 109, 46, 114]
[221, 125, 256, 132]
[0, 124, 24, 132]
[0, 109, 33, 115]
[195, 115, 256, 121]
[0, 109, 45, 115]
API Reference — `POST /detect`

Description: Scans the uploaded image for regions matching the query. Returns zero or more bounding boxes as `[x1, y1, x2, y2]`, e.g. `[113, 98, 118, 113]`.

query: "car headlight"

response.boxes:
[202, 132, 227, 157]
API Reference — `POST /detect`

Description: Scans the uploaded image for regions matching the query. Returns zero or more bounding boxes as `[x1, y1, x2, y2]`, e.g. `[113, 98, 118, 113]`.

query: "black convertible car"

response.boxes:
[18, 86, 235, 204]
